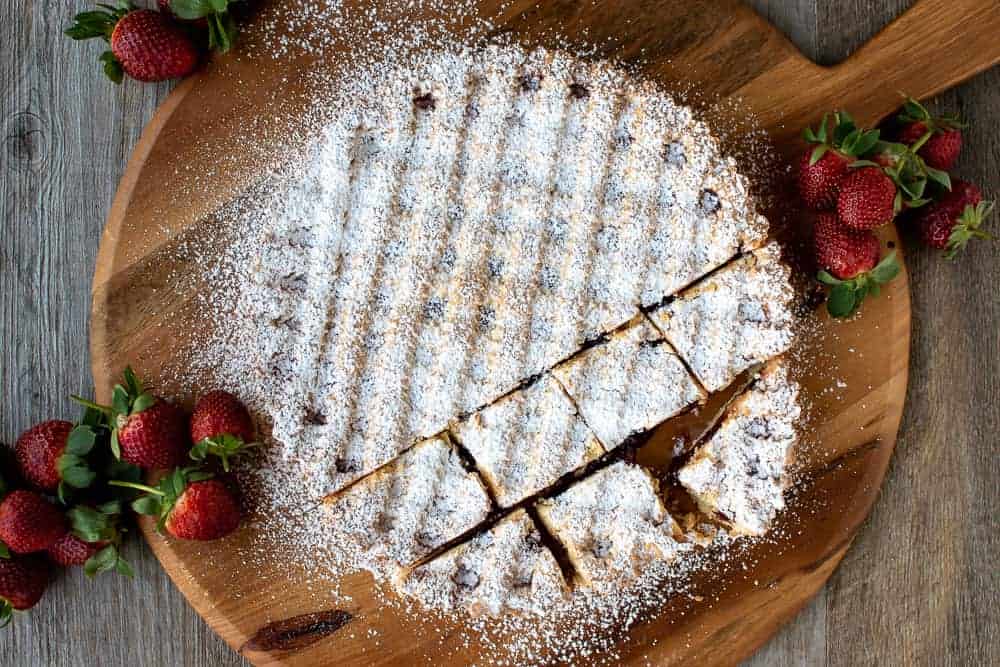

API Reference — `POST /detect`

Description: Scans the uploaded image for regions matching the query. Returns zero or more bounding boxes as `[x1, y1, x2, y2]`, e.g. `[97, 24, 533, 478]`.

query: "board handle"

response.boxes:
[832, 0, 1000, 125]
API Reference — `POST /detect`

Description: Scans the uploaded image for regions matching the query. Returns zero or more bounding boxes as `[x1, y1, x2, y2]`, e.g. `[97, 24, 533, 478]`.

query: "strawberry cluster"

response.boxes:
[65, 0, 245, 84]
[0, 367, 255, 627]
[798, 98, 994, 318]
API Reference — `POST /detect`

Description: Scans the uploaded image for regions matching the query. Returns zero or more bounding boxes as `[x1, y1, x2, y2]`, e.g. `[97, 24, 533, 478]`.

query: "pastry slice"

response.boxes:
[535, 461, 683, 587]
[677, 359, 800, 536]
[321, 436, 492, 577]
[400, 509, 568, 617]
[551, 315, 705, 449]
[647, 242, 795, 393]
[451, 374, 605, 507]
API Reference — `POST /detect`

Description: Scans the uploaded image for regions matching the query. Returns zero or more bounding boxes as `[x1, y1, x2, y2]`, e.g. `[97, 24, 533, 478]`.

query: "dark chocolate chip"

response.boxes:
[424, 296, 446, 321]
[487, 256, 505, 279]
[478, 305, 496, 329]
[569, 82, 590, 99]
[335, 457, 360, 474]
[738, 301, 767, 323]
[747, 417, 772, 439]
[520, 73, 542, 92]
[540, 265, 559, 291]
[590, 537, 612, 559]
[413, 93, 436, 110]
[614, 130, 633, 150]
[699, 189, 721, 214]
[664, 141, 686, 167]
[304, 408, 327, 426]
[440, 246, 457, 272]
[415, 531, 439, 549]
[453, 564, 481, 590]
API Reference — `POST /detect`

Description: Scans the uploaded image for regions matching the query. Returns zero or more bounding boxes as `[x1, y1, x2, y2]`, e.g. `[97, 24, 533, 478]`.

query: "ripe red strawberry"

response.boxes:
[837, 167, 898, 230]
[66, 4, 198, 83]
[50, 503, 133, 576]
[0, 491, 67, 554]
[116, 400, 189, 469]
[189, 391, 256, 471]
[915, 191, 994, 258]
[73, 367, 189, 470]
[165, 479, 241, 540]
[117, 468, 241, 541]
[896, 97, 965, 170]
[938, 180, 983, 215]
[47, 533, 104, 566]
[798, 112, 881, 210]
[813, 213, 880, 280]
[15, 420, 98, 496]
[0, 556, 49, 624]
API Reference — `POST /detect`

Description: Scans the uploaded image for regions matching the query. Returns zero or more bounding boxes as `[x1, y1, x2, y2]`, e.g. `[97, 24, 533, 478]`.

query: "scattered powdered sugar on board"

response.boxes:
[149, 3, 832, 664]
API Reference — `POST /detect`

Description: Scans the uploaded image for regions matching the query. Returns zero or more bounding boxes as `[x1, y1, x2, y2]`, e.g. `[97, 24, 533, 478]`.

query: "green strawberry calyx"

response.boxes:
[190, 434, 258, 472]
[110, 467, 214, 534]
[817, 251, 901, 319]
[64, 1, 135, 84]
[55, 424, 100, 504]
[71, 366, 158, 461]
[67, 502, 134, 578]
[802, 111, 881, 166]
[170, 0, 239, 53]
[945, 201, 996, 260]
[897, 97, 967, 139]
[0, 599, 11, 628]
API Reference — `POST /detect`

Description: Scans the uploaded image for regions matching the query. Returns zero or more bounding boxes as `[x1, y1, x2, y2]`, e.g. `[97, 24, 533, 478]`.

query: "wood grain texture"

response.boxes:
[0, 2, 996, 666]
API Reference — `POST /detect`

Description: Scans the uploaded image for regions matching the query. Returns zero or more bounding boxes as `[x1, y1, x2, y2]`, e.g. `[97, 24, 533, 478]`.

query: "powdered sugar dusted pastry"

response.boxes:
[321, 436, 491, 577]
[535, 461, 683, 587]
[451, 374, 604, 507]
[677, 359, 800, 536]
[400, 509, 568, 617]
[551, 316, 705, 449]
[230, 44, 773, 497]
[647, 242, 795, 393]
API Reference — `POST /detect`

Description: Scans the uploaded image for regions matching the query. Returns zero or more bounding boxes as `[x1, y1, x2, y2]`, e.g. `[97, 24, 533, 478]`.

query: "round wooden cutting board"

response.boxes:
[89, 1, 1000, 665]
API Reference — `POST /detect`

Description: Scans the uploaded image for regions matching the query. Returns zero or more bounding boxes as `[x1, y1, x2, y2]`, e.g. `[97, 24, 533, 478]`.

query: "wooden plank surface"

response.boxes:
[0, 1, 996, 665]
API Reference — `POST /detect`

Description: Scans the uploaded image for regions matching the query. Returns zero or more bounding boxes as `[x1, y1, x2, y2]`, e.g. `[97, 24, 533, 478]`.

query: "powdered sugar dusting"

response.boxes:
[163, 9, 811, 663]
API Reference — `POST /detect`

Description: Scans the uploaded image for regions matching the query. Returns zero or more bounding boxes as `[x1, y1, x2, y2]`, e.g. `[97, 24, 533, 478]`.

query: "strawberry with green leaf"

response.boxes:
[815, 209, 901, 319]
[896, 97, 966, 171]
[165, 0, 241, 53]
[189, 390, 257, 471]
[112, 468, 241, 541]
[0, 556, 49, 627]
[15, 420, 99, 503]
[72, 367, 189, 470]
[798, 111, 881, 210]
[65, 2, 199, 83]
[914, 181, 995, 258]
[0, 490, 67, 555]
[49, 502, 133, 577]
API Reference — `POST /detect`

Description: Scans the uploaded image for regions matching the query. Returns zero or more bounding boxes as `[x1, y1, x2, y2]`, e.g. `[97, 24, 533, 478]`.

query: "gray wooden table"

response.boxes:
[2, 1, 997, 665]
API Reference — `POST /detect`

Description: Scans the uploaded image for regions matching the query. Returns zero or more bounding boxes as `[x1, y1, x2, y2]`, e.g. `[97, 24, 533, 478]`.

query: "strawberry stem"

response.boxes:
[70, 395, 112, 416]
[108, 480, 164, 496]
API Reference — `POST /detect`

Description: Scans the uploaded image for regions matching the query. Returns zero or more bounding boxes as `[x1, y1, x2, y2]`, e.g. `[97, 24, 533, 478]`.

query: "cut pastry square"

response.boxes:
[400, 509, 569, 617]
[535, 461, 683, 587]
[321, 436, 492, 577]
[677, 359, 801, 536]
[451, 374, 605, 508]
[647, 242, 795, 393]
[551, 315, 705, 449]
